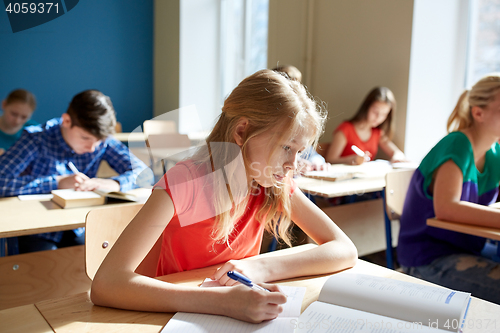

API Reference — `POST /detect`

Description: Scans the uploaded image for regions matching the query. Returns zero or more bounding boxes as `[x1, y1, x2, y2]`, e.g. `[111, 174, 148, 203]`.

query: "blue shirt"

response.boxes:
[0, 118, 151, 242]
[0, 117, 148, 196]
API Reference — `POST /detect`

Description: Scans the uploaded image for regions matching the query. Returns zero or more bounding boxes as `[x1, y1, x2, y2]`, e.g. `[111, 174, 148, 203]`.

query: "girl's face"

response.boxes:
[366, 101, 391, 128]
[480, 90, 500, 137]
[1, 101, 33, 132]
[246, 126, 311, 188]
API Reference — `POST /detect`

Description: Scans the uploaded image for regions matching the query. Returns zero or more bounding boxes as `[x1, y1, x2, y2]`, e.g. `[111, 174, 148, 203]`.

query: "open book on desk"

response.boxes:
[51, 188, 139, 208]
[161, 280, 306, 333]
[304, 160, 394, 182]
[295, 273, 471, 333]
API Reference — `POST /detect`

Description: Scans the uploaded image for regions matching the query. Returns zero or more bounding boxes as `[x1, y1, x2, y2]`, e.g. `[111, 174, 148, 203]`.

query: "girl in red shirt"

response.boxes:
[91, 70, 357, 323]
[326, 87, 405, 165]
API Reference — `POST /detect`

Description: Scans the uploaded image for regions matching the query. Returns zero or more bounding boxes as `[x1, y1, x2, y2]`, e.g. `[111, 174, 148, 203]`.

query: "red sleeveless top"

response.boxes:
[335, 121, 381, 158]
[154, 160, 296, 276]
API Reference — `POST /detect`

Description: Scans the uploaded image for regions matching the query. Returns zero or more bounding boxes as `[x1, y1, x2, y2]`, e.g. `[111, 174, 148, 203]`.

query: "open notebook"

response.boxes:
[295, 273, 471, 333]
[161, 279, 306, 333]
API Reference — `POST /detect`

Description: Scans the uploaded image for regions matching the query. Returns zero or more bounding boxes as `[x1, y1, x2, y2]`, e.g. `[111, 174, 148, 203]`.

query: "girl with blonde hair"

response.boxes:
[397, 73, 500, 304]
[91, 69, 357, 322]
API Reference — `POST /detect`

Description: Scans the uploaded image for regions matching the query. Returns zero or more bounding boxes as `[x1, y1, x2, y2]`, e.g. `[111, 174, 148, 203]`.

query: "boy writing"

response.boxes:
[0, 89, 150, 252]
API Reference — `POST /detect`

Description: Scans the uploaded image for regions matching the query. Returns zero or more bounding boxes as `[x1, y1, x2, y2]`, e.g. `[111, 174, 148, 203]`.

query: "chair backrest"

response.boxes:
[146, 133, 191, 149]
[85, 204, 162, 280]
[385, 169, 415, 218]
[143, 120, 177, 136]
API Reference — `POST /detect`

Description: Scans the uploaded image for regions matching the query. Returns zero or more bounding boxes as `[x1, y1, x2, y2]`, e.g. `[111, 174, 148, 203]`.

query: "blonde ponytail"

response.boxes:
[448, 73, 500, 132]
[447, 90, 471, 132]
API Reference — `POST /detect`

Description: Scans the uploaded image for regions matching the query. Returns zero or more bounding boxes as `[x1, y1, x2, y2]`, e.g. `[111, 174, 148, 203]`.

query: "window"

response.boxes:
[220, 0, 269, 103]
[465, 0, 500, 87]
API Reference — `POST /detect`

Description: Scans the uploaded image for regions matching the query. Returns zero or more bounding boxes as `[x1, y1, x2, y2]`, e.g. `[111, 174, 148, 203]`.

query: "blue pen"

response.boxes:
[227, 271, 270, 292]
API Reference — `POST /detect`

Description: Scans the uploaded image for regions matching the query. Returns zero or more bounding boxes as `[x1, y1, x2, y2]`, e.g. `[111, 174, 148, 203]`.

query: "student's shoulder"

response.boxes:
[24, 118, 60, 134]
[488, 141, 500, 162]
[420, 132, 473, 174]
[335, 121, 353, 132]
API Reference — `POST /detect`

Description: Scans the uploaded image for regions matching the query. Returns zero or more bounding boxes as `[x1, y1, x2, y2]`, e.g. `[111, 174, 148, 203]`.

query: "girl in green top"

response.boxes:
[0, 89, 37, 155]
[398, 73, 500, 304]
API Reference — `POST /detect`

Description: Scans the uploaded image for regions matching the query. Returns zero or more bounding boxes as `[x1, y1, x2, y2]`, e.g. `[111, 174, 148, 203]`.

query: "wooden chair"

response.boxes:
[143, 120, 177, 136]
[85, 204, 162, 280]
[383, 169, 415, 269]
[0, 245, 91, 310]
[145, 133, 192, 176]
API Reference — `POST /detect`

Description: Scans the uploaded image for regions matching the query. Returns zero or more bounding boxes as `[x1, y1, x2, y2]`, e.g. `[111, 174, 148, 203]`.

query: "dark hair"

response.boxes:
[349, 86, 396, 139]
[5, 89, 37, 110]
[67, 90, 116, 139]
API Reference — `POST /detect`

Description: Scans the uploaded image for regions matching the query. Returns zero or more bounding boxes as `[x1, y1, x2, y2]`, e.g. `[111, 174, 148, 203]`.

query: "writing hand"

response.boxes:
[77, 178, 120, 191]
[211, 259, 268, 286]
[56, 173, 89, 189]
[223, 284, 287, 323]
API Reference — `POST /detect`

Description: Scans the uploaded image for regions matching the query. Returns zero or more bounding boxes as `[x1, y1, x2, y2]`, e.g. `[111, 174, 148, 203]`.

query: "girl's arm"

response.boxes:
[213, 189, 358, 284]
[433, 160, 500, 227]
[326, 130, 365, 165]
[379, 134, 406, 162]
[91, 189, 287, 323]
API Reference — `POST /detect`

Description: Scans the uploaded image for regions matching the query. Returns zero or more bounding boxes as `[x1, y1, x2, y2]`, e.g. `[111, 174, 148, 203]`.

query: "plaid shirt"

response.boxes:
[0, 117, 149, 242]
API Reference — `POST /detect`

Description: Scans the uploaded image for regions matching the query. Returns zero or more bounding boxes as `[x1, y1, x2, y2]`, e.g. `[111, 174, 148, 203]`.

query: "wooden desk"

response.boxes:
[2, 244, 495, 333]
[114, 132, 209, 146]
[296, 176, 386, 198]
[0, 304, 54, 333]
[427, 218, 500, 260]
[0, 189, 151, 238]
[427, 218, 500, 242]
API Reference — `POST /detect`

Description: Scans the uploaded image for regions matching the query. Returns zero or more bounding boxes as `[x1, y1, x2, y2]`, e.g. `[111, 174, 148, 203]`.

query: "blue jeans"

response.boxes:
[401, 253, 500, 305]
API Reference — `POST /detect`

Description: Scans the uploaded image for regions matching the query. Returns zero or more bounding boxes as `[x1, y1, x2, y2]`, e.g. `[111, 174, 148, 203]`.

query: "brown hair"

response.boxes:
[193, 69, 326, 246]
[272, 65, 303, 82]
[349, 87, 396, 139]
[67, 90, 116, 139]
[5, 89, 37, 110]
[447, 73, 500, 132]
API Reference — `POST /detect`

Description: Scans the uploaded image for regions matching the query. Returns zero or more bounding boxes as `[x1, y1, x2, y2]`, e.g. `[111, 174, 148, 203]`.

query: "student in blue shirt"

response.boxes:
[0, 89, 150, 253]
[0, 89, 38, 154]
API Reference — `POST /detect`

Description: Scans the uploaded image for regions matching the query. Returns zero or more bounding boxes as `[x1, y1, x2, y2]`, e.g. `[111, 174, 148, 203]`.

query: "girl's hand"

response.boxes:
[223, 284, 287, 323]
[211, 259, 268, 285]
[349, 155, 365, 165]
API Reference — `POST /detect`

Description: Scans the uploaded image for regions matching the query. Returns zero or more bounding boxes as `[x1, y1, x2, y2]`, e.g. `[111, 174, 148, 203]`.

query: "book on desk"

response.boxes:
[161, 273, 469, 333]
[51, 189, 139, 208]
[303, 160, 417, 182]
[295, 273, 470, 333]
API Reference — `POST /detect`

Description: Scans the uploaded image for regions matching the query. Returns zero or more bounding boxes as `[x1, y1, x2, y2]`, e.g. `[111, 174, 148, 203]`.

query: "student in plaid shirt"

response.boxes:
[0, 90, 149, 253]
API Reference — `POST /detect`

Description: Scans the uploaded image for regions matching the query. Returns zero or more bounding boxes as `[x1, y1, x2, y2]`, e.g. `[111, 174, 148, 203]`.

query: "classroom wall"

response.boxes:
[268, 0, 414, 154]
[0, 0, 153, 132]
[154, 0, 221, 134]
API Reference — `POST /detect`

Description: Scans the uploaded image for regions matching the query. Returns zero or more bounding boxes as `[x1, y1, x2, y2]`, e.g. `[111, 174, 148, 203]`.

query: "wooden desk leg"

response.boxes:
[382, 190, 394, 269]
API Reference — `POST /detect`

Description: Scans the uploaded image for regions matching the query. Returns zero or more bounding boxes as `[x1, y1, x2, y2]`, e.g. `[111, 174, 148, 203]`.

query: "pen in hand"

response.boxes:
[227, 271, 270, 292]
[68, 161, 80, 174]
[351, 145, 371, 162]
